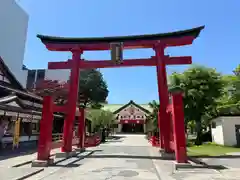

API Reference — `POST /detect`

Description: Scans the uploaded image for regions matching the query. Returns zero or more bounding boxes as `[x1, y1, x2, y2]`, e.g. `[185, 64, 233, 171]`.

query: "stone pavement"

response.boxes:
[1, 134, 240, 179]
[0, 148, 61, 180]
[27, 134, 162, 180]
[150, 146, 240, 180]
[0, 148, 61, 167]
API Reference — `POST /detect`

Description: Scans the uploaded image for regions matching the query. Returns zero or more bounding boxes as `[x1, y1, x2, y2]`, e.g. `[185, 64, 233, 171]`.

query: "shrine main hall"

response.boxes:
[103, 100, 152, 133]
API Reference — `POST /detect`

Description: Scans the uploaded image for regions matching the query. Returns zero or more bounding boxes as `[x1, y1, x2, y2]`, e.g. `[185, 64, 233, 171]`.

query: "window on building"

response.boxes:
[26, 70, 36, 89]
[36, 70, 45, 82]
[32, 122, 39, 133]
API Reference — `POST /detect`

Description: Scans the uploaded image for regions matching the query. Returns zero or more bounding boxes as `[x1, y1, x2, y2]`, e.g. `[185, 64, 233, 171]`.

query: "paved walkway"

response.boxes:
[29, 134, 162, 180]
[1, 134, 240, 179]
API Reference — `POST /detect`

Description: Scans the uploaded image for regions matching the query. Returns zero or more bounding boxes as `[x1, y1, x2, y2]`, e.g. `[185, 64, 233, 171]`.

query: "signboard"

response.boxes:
[110, 42, 123, 64]
[12, 118, 21, 149]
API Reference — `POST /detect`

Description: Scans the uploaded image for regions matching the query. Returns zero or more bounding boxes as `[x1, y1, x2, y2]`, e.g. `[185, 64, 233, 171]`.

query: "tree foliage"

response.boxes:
[79, 69, 109, 108]
[87, 109, 115, 132]
[169, 65, 224, 145]
[146, 100, 159, 133]
[147, 64, 240, 146]
[216, 64, 240, 115]
[232, 65, 240, 102]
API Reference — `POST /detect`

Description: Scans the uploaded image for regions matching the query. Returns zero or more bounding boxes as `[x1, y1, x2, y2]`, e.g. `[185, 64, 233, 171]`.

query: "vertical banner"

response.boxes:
[110, 42, 123, 64]
[13, 117, 21, 149]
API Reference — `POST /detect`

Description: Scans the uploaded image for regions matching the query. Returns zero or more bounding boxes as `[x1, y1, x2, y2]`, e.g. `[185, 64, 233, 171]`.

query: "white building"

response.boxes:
[211, 116, 240, 146]
[0, 0, 28, 87]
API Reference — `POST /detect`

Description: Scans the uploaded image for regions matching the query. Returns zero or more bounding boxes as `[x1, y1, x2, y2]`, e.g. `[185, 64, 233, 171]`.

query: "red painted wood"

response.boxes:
[51, 138, 79, 149]
[171, 92, 187, 163]
[52, 104, 66, 113]
[51, 140, 63, 149]
[157, 110, 164, 148]
[155, 44, 171, 152]
[84, 135, 100, 147]
[61, 51, 81, 153]
[78, 108, 85, 149]
[79, 58, 155, 68]
[48, 56, 192, 70]
[162, 36, 195, 47]
[44, 40, 158, 51]
[43, 36, 195, 51]
[37, 96, 54, 161]
[166, 104, 172, 113]
[48, 61, 72, 69]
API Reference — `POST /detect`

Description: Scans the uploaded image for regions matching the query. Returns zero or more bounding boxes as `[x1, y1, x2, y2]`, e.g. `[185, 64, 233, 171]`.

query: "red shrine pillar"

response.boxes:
[155, 44, 171, 152]
[78, 107, 85, 149]
[62, 50, 81, 152]
[171, 91, 187, 163]
[37, 96, 54, 161]
[157, 110, 164, 148]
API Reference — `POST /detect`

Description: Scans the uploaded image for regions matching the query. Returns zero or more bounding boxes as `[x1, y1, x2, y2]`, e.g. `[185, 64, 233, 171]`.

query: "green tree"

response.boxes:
[169, 65, 224, 145]
[233, 64, 240, 76]
[87, 109, 115, 132]
[79, 69, 109, 108]
[215, 65, 240, 116]
[146, 100, 159, 133]
[232, 65, 240, 102]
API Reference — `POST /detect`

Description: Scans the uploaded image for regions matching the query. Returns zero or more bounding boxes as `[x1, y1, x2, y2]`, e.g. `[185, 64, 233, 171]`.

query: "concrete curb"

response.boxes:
[15, 168, 44, 180]
[152, 160, 176, 180]
[149, 148, 176, 180]
[12, 154, 55, 168]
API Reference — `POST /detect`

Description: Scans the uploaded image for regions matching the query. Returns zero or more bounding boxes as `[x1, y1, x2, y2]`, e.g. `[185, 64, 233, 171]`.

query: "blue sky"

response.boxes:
[19, 0, 240, 104]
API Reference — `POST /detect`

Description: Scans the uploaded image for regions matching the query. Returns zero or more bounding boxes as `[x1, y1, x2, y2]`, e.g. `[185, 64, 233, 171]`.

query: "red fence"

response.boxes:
[148, 136, 160, 147]
[50, 133, 101, 149]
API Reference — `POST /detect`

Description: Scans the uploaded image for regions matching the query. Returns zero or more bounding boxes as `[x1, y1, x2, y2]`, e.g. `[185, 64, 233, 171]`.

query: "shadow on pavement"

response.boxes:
[188, 156, 228, 170]
[0, 145, 37, 161]
[106, 135, 126, 140]
[101, 140, 124, 144]
[49, 150, 102, 168]
[84, 154, 175, 160]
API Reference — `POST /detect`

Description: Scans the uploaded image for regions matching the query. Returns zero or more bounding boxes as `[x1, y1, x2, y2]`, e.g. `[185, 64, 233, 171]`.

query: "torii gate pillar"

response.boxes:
[155, 44, 171, 152]
[61, 50, 82, 153]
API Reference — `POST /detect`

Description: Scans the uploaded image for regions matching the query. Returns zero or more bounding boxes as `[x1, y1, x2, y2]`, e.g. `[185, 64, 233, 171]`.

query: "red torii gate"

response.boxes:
[36, 26, 204, 163]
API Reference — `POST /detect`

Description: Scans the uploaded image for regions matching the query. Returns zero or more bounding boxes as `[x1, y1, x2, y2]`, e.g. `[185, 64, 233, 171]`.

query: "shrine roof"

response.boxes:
[102, 101, 153, 113]
[37, 26, 204, 44]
